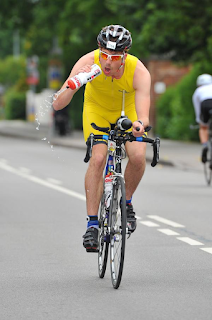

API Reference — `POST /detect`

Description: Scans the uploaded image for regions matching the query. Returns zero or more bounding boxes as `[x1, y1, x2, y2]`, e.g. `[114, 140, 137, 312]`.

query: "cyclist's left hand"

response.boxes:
[132, 121, 145, 137]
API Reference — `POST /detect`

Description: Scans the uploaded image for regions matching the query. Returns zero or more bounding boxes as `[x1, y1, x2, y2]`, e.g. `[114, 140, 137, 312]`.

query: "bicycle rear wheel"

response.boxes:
[98, 194, 109, 278]
[204, 142, 212, 185]
[109, 176, 126, 289]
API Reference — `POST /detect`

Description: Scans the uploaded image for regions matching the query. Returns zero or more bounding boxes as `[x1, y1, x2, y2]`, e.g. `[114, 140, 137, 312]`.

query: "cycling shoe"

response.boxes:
[83, 227, 99, 252]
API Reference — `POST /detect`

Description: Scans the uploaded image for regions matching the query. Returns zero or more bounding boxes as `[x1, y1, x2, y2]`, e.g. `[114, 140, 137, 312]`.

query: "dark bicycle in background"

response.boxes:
[190, 110, 212, 185]
[204, 110, 212, 185]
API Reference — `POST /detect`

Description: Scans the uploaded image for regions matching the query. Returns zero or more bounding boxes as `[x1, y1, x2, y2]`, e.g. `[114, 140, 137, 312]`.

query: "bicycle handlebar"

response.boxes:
[91, 123, 110, 133]
[127, 134, 160, 167]
[84, 121, 160, 167]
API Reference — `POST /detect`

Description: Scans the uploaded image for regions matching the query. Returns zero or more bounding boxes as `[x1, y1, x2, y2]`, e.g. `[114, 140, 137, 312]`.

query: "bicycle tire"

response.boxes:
[109, 176, 126, 289]
[204, 141, 212, 185]
[98, 194, 109, 278]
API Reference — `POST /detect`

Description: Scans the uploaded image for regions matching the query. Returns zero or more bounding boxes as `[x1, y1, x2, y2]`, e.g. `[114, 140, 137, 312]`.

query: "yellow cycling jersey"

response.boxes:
[84, 49, 138, 111]
[83, 49, 139, 142]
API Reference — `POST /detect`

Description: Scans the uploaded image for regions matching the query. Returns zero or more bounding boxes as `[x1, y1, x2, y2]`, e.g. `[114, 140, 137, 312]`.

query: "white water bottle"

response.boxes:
[105, 174, 113, 209]
[67, 64, 102, 90]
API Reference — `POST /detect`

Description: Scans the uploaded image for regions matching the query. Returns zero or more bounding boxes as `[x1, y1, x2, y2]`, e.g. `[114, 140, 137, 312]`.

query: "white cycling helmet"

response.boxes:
[196, 74, 212, 86]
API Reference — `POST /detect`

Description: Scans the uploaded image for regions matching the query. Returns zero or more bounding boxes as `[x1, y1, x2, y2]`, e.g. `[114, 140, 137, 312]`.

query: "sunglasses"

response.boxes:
[99, 50, 124, 62]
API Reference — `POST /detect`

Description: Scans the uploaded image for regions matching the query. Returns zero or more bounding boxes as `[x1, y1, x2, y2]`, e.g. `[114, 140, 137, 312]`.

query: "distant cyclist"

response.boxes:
[53, 25, 151, 252]
[192, 73, 212, 163]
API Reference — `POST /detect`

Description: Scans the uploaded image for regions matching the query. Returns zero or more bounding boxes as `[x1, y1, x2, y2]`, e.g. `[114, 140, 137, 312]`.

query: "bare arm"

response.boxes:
[192, 90, 201, 123]
[132, 60, 151, 136]
[52, 51, 95, 111]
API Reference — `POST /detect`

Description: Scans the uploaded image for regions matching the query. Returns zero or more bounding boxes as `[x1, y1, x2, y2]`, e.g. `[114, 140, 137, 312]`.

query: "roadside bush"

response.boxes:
[4, 89, 26, 120]
[0, 55, 28, 120]
[155, 62, 212, 141]
[0, 56, 27, 90]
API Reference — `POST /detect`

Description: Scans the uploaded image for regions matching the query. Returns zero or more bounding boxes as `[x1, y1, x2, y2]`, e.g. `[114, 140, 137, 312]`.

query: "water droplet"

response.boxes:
[53, 87, 68, 101]
[53, 93, 58, 101]
[44, 99, 52, 105]
[42, 137, 47, 141]
[36, 127, 39, 130]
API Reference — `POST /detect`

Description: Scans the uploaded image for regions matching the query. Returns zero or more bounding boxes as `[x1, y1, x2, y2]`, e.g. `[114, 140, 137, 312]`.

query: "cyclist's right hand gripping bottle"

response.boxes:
[67, 64, 102, 90]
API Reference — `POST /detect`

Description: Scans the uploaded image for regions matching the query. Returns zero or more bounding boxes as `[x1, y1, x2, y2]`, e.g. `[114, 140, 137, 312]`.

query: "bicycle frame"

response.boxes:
[84, 91, 160, 288]
[204, 111, 212, 185]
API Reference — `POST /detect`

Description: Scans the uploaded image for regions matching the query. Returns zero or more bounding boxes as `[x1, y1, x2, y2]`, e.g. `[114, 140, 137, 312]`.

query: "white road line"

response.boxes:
[139, 221, 159, 227]
[0, 162, 86, 201]
[19, 167, 31, 174]
[135, 215, 142, 220]
[46, 178, 62, 185]
[158, 228, 180, 236]
[0, 158, 8, 163]
[177, 237, 204, 246]
[148, 215, 185, 228]
[200, 248, 212, 254]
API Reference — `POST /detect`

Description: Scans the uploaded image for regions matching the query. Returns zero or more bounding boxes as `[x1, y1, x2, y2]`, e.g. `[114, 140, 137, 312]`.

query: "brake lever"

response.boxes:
[151, 137, 160, 167]
[135, 125, 152, 132]
[91, 122, 110, 133]
[84, 133, 94, 163]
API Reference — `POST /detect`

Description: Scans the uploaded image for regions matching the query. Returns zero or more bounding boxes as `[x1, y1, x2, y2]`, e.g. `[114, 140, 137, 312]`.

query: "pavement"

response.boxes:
[0, 120, 203, 172]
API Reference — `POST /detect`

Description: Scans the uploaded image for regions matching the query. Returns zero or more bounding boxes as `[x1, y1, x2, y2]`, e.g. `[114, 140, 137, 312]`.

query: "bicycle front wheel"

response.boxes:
[98, 194, 109, 278]
[204, 142, 212, 185]
[109, 176, 126, 289]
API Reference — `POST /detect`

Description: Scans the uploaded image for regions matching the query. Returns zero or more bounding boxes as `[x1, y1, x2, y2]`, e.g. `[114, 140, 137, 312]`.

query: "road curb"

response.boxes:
[0, 130, 175, 167]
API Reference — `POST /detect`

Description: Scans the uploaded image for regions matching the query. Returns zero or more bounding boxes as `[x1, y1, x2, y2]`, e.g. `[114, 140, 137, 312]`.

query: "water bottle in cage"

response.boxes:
[104, 155, 114, 208]
[105, 173, 113, 209]
[108, 140, 116, 154]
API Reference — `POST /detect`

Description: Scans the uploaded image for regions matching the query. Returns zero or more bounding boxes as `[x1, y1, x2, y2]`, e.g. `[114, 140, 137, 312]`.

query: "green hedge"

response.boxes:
[4, 89, 26, 120]
[155, 62, 212, 141]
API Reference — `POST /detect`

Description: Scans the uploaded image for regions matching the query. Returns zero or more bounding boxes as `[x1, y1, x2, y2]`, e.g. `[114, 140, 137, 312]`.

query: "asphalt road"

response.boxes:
[0, 136, 212, 320]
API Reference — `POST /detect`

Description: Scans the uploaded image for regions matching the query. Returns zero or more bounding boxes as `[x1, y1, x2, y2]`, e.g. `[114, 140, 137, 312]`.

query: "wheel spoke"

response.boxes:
[109, 176, 126, 289]
[98, 196, 109, 278]
[204, 146, 212, 185]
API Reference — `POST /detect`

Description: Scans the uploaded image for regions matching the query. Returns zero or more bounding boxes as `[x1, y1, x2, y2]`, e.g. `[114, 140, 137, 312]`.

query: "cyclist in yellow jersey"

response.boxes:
[53, 25, 151, 252]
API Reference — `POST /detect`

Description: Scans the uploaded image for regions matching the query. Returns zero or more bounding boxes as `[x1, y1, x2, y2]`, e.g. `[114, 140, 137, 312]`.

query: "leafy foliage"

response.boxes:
[156, 61, 212, 141]
[0, 0, 212, 128]
[0, 56, 27, 91]
[4, 89, 26, 120]
[1, 0, 211, 66]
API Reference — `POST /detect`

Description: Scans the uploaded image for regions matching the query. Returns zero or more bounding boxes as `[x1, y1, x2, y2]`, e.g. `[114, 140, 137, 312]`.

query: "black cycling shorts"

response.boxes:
[200, 99, 212, 124]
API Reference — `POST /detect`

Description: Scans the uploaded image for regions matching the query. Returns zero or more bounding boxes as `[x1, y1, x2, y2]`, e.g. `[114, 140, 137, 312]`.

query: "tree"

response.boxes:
[0, 0, 36, 57]
[1, 0, 212, 128]
[136, 0, 212, 62]
[1, 0, 212, 64]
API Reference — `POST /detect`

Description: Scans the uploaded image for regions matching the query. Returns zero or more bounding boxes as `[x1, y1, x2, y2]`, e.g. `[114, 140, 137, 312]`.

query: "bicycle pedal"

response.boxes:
[126, 227, 132, 238]
[86, 247, 99, 253]
[127, 232, 131, 239]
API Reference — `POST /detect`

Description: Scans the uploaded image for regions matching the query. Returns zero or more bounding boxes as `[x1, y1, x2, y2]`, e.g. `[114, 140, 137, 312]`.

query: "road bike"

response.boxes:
[84, 111, 160, 289]
[190, 109, 212, 185]
[203, 109, 212, 185]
